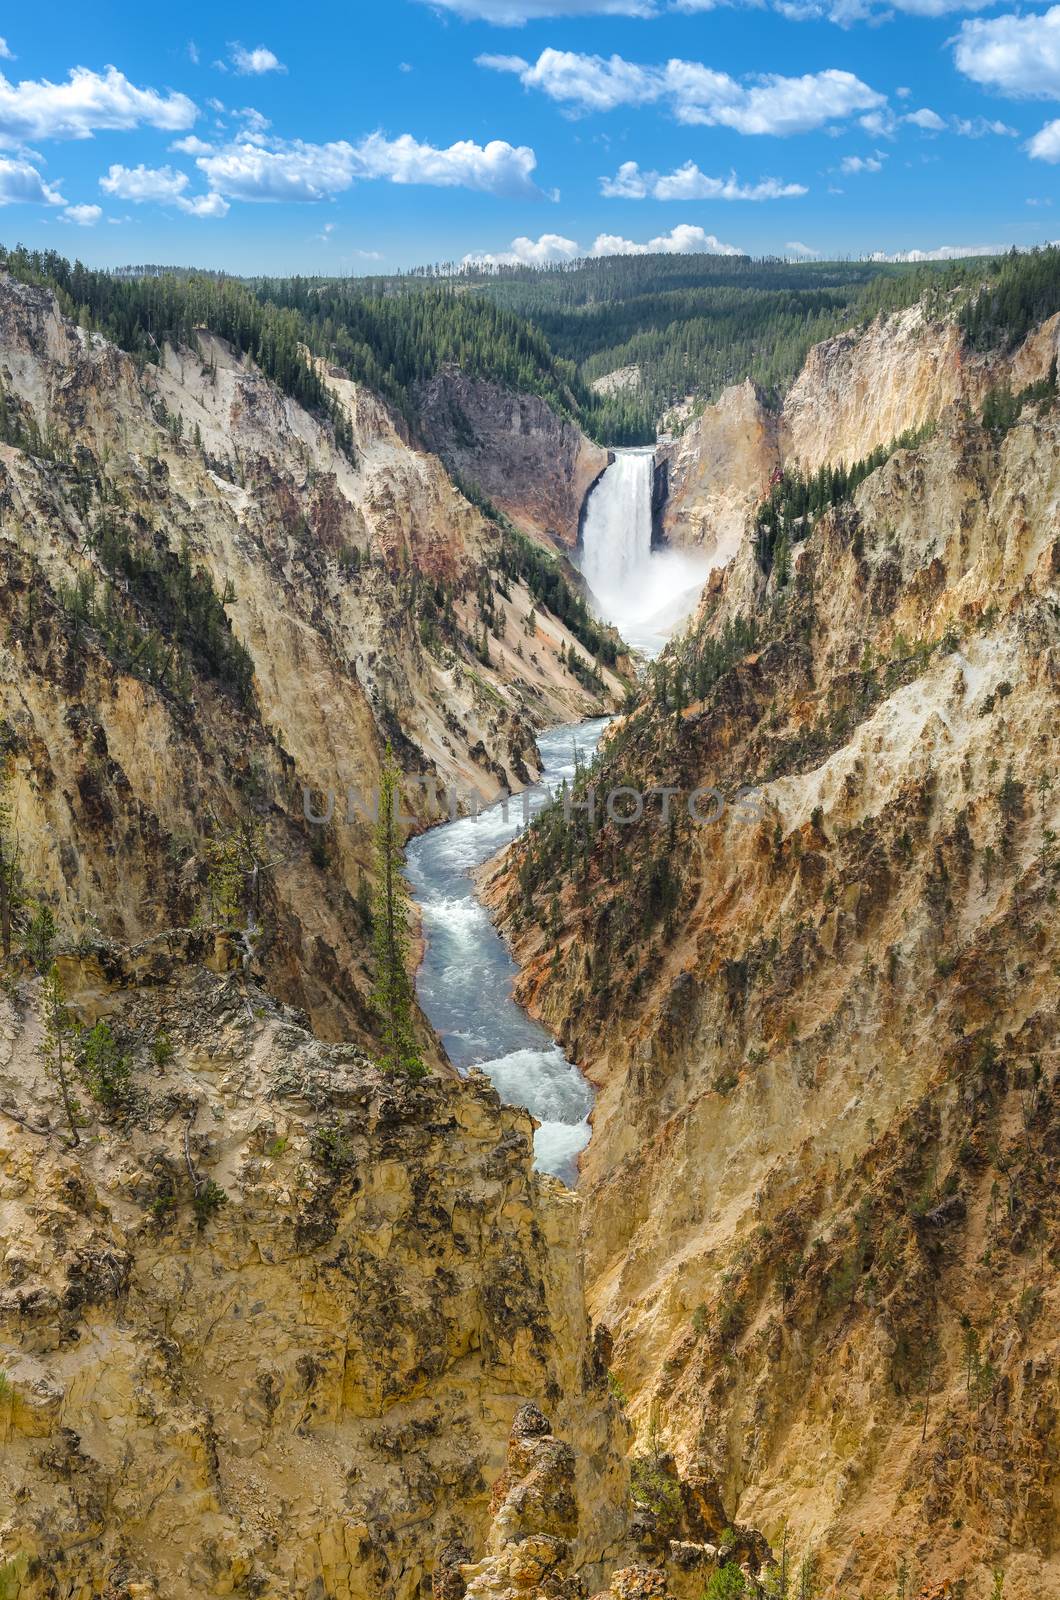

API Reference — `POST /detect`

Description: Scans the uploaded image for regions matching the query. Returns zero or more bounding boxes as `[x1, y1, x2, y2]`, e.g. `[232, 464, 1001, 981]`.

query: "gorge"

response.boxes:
[0, 244, 1058, 1600]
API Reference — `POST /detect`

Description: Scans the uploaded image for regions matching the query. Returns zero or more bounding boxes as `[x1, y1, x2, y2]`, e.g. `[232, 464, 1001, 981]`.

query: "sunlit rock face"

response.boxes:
[0, 950, 629, 1599]
[413, 367, 610, 549]
[489, 305, 1060, 1598]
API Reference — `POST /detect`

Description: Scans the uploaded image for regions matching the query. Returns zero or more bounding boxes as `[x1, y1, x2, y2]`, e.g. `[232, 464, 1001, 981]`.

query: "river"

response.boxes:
[404, 717, 608, 1184]
[406, 448, 709, 1185]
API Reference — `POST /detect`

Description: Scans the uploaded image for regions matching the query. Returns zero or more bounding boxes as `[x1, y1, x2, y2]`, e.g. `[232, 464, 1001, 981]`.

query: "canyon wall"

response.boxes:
[0, 275, 622, 1040]
[492, 323, 1060, 1596]
[413, 369, 610, 549]
[659, 303, 1060, 561]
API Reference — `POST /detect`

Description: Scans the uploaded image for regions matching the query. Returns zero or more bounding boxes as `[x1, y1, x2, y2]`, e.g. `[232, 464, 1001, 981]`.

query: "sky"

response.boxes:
[1, 0, 1059, 272]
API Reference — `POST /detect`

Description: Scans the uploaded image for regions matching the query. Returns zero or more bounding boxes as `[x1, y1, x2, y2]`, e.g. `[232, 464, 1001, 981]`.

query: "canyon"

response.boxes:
[1, 261, 1058, 1600]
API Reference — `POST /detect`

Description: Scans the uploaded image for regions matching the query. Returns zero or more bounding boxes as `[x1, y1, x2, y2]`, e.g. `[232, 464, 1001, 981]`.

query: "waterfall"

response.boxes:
[578, 447, 710, 658]
[580, 448, 656, 606]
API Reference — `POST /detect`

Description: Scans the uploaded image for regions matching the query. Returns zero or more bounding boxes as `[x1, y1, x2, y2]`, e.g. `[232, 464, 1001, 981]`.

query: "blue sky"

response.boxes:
[1, 0, 1059, 271]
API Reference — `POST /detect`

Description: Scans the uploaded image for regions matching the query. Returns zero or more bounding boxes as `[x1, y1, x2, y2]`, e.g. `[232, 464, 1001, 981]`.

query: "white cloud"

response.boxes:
[177, 190, 228, 217]
[100, 162, 189, 202]
[465, 231, 581, 266]
[786, 240, 818, 256]
[0, 39, 13, 61]
[465, 223, 741, 265]
[171, 135, 214, 155]
[840, 151, 885, 172]
[0, 155, 64, 205]
[1028, 119, 1060, 161]
[870, 243, 1001, 260]
[99, 161, 227, 216]
[63, 202, 102, 225]
[419, 0, 1000, 17]
[952, 115, 1017, 137]
[600, 159, 806, 199]
[229, 44, 287, 77]
[0, 65, 197, 143]
[904, 107, 947, 131]
[415, 0, 657, 18]
[481, 49, 884, 135]
[196, 131, 543, 200]
[590, 224, 741, 256]
[954, 7, 1060, 98]
[779, 0, 999, 18]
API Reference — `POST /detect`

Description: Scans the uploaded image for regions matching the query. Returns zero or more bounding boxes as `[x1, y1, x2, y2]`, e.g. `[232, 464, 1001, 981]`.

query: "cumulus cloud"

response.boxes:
[465, 223, 741, 264]
[420, 0, 1001, 18]
[1027, 120, 1060, 161]
[954, 7, 1060, 98]
[195, 131, 544, 201]
[63, 202, 102, 225]
[100, 162, 227, 216]
[840, 151, 885, 172]
[0, 65, 196, 143]
[600, 159, 806, 199]
[590, 224, 741, 256]
[904, 107, 947, 131]
[0, 39, 13, 61]
[0, 155, 64, 205]
[177, 190, 229, 216]
[953, 115, 1017, 136]
[414, 0, 657, 18]
[870, 243, 1001, 260]
[229, 44, 287, 76]
[786, 240, 818, 257]
[480, 49, 883, 135]
[100, 162, 190, 202]
[465, 231, 581, 266]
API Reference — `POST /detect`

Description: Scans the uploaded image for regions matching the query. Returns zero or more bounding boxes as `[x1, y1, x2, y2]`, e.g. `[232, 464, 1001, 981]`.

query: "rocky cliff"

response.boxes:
[0, 943, 629, 1599]
[0, 273, 623, 1040]
[491, 343, 1060, 1595]
[659, 303, 1060, 562]
[413, 369, 610, 549]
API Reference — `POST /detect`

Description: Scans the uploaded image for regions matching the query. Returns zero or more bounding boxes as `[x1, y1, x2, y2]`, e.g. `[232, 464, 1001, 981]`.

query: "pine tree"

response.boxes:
[0, 759, 21, 960]
[38, 964, 81, 1145]
[372, 748, 425, 1079]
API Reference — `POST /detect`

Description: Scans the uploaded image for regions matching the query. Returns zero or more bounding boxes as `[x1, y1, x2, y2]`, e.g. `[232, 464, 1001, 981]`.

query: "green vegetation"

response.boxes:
[7, 242, 1054, 452]
[77, 1019, 132, 1110]
[981, 359, 1058, 436]
[754, 424, 935, 577]
[960, 245, 1060, 352]
[455, 251, 994, 423]
[37, 964, 81, 1145]
[61, 526, 255, 709]
[372, 748, 425, 1079]
[0, 245, 353, 456]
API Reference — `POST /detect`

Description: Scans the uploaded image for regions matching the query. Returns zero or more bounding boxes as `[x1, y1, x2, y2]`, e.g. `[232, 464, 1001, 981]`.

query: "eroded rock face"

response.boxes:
[0, 951, 628, 1599]
[0, 274, 622, 1038]
[413, 369, 610, 548]
[658, 303, 1060, 561]
[492, 375, 1060, 1595]
[657, 379, 779, 563]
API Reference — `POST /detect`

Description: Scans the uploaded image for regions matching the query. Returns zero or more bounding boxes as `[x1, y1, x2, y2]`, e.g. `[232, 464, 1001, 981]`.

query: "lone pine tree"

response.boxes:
[372, 748, 425, 1080]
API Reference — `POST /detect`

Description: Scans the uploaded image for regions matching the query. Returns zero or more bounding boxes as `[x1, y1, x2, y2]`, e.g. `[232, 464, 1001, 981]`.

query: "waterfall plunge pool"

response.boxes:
[405, 718, 608, 1185]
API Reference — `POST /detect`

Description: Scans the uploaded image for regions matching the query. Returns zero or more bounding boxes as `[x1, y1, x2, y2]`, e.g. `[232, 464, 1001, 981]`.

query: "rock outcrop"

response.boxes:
[657, 379, 779, 563]
[413, 369, 610, 549]
[0, 948, 628, 1599]
[658, 303, 1060, 564]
